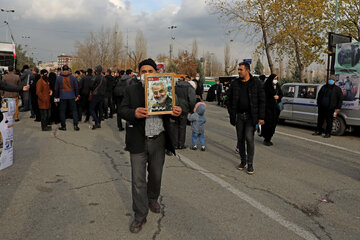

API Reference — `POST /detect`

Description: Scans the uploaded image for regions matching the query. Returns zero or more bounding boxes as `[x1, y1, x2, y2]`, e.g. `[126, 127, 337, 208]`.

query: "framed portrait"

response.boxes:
[145, 73, 175, 115]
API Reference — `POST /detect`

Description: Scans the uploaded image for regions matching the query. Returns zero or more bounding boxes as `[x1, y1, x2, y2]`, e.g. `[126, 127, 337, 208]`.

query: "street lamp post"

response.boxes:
[1, 8, 15, 42]
[168, 25, 177, 60]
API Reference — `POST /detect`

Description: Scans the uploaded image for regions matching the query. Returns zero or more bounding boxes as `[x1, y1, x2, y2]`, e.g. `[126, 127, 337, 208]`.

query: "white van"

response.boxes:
[279, 83, 360, 135]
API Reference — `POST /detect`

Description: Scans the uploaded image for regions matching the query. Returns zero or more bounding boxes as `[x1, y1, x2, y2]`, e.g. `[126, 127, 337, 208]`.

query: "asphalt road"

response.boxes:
[0, 102, 359, 240]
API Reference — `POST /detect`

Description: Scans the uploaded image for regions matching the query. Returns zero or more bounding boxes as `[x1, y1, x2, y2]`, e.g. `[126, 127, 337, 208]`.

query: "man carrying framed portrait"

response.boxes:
[119, 58, 182, 234]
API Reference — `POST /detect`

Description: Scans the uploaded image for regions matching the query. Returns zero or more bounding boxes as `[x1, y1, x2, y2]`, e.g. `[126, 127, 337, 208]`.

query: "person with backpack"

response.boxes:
[113, 69, 134, 131]
[54, 65, 80, 131]
[89, 65, 106, 130]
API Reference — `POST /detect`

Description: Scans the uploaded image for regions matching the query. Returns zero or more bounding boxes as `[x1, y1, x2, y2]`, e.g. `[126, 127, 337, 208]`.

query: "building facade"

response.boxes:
[57, 55, 72, 69]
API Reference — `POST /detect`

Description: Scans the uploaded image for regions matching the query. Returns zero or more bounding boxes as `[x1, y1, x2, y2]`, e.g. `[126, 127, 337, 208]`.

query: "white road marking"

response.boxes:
[178, 153, 318, 240]
[277, 131, 360, 156]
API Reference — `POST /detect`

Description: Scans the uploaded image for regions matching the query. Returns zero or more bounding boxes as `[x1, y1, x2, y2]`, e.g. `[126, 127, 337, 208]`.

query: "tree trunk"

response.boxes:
[293, 39, 305, 83]
[260, 18, 274, 74]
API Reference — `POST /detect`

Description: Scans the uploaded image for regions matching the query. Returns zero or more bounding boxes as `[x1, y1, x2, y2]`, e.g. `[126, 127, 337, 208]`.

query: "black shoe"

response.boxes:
[15, 119, 20, 122]
[92, 123, 101, 130]
[74, 126, 80, 131]
[119, 127, 125, 131]
[263, 140, 273, 146]
[237, 162, 246, 170]
[247, 164, 254, 175]
[30, 115, 35, 118]
[129, 218, 147, 233]
[58, 126, 66, 131]
[178, 145, 187, 149]
[191, 145, 197, 150]
[165, 150, 173, 156]
[201, 146, 206, 151]
[42, 127, 52, 131]
[323, 134, 331, 138]
[312, 131, 322, 136]
[149, 201, 161, 213]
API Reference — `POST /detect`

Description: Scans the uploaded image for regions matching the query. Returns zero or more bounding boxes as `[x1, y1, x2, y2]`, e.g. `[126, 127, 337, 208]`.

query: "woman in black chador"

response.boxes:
[262, 74, 283, 146]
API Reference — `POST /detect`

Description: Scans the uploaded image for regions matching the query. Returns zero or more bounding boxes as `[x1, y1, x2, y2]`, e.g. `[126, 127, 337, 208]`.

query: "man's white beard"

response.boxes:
[156, 95, 166, 104]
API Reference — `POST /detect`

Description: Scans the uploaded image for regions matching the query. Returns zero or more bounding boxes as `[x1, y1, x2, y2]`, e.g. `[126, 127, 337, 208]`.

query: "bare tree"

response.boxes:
[224, 43, 238, 76]
[128, 30, 147, 71]
[74, 24, 124, 70]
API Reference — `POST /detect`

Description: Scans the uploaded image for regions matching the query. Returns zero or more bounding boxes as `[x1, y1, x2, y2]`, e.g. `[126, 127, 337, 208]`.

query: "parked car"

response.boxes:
[279, 83, 360, 135]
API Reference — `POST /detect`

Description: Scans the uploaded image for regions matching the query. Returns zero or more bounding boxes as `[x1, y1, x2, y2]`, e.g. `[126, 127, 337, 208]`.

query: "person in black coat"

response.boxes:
[48, 68, 60, 124]
[261, 74, 283, 146]
[89, 66, 106, 129]
[78, 69, 93, 122]
[119, 58, 182, 233]
[313, 75, 343, 138]
[30, 68, 41, 121]
[103, 69, 115, 119]
[226, 62, 265, 175]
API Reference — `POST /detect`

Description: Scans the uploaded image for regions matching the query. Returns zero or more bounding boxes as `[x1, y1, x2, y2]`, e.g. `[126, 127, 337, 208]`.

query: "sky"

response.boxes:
[0, 0, 256, 65]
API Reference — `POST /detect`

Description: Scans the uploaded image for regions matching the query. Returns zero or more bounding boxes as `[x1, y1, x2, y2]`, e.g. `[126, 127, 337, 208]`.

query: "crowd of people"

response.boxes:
[0, 58, 341, 234]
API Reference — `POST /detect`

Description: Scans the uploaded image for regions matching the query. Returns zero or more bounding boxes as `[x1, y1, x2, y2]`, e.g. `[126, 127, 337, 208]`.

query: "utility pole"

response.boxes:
[168, 25, 177, 60]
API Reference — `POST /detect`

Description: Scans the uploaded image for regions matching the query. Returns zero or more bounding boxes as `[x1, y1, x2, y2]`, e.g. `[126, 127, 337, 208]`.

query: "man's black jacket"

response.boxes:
[226, 75, 265, 126]
[119, 82, 176, 154]
[317, 84, 343, 110]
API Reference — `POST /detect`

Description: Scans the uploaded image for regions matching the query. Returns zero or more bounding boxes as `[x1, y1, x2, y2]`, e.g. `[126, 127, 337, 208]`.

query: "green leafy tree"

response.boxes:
[15, 44, 36, 69]
[327, 0, 360, 41]
[254, 59, 264, 75]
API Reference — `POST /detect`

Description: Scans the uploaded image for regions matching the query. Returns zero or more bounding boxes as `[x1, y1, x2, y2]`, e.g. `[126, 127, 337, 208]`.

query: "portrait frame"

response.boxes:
[145, 73, 175, 116]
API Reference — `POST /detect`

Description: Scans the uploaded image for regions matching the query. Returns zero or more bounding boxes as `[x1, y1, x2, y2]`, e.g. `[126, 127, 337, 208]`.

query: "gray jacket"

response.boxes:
[175, 81, 196, 113]
[188, 103, 206, 134]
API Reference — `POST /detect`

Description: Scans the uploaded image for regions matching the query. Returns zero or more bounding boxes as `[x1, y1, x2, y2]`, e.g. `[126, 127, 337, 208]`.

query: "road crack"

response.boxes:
[70, 178, 120, 190]
[52, 130, 131, 183]
[152, 195, 165, 240]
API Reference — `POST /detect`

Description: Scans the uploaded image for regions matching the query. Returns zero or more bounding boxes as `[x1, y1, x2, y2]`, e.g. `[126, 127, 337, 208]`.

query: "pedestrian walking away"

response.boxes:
[173, 76, 196, 149]
[312, 75, 343, 138]
[262, 74, 283, 146]
[36, 69, 52, 131]
[89, 65, 106, 130]
[226, 62, 265, 175]
[113, 69, 134, 131]
[54, 65, 80, 131]
[119, 58, 182, 234]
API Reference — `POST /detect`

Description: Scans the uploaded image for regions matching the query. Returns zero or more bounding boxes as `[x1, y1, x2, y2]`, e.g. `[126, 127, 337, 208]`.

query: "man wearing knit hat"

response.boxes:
[54, 65, 80, 131]
[119, 58, 182, 233]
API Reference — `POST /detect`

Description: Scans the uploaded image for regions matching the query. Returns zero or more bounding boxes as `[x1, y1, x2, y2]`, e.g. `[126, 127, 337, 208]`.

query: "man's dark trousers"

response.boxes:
[40, 109, 50, 130]
[89, 95, 104, 125]
[173, 112, 188, 148]
[236, 112, 255, 164]
[79, 95, 90, 121]
[59, 99, 78, 127]
[116, 96, 124, 129]
[130, 133, 165, 221]
[316, 108, 334, 135]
